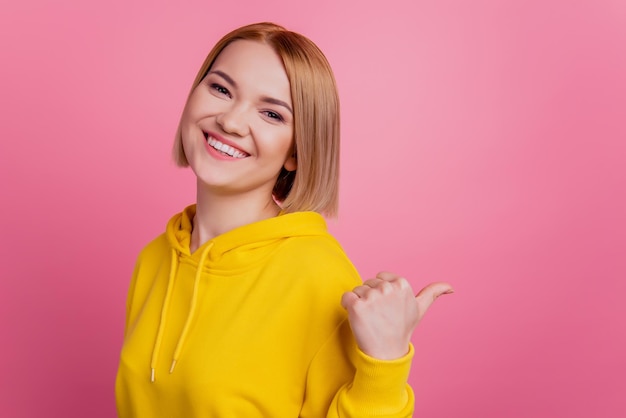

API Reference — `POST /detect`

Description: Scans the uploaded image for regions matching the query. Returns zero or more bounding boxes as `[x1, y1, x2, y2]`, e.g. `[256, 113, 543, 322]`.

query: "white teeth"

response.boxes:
[207, 136, 247, 159]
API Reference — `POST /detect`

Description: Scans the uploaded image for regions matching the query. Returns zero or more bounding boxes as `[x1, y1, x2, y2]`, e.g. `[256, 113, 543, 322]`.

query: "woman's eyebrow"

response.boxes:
[209, 69, 293, 114]
[261, 97, 293, 114]
[209, 70, 237, 87]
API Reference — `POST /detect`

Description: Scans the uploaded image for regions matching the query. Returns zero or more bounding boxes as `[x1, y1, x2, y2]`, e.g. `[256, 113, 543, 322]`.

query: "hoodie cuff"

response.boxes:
[347, 344, 414, 410]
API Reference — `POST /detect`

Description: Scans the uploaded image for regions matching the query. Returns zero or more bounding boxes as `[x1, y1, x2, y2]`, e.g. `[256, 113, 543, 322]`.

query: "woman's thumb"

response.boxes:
[415, 282, 454, 315]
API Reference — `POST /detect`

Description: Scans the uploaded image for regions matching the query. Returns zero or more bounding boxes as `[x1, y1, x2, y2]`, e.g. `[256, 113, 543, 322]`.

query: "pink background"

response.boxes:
[1, 0, 625, 417]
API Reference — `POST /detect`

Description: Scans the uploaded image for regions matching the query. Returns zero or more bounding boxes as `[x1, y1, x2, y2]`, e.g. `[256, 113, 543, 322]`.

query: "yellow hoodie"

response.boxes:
[116, 205, 415, 417]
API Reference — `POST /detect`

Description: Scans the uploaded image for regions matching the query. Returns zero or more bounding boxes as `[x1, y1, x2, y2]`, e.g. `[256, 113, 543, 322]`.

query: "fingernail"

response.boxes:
[444, 289, 455, 294]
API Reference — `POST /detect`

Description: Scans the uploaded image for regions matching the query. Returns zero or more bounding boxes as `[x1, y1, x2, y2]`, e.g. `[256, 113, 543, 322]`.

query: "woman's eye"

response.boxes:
[263, 110, 284, 122]
[210, 83, 231, 97]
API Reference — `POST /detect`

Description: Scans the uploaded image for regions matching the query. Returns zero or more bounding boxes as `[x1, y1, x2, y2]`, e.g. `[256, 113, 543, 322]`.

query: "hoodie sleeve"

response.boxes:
[300, 319, 415, 418]
[123, 256, 142, 337]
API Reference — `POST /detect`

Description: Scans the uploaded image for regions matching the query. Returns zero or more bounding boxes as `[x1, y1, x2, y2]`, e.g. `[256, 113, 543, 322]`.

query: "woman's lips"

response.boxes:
[203, 132, 249, 159]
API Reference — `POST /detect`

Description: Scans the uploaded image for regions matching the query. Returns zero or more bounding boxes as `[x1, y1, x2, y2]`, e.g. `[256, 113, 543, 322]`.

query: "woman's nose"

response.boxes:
[216, 104, 250, 137]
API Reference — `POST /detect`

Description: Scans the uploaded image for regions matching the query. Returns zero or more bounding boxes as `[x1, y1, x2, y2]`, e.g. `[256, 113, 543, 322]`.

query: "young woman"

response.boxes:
[116, 22, 452, 417]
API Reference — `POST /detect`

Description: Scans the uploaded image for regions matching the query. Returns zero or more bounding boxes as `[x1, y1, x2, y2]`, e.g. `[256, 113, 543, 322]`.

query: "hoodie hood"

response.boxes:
[166, 205, 330, 259]
[150, 204, 331, 382]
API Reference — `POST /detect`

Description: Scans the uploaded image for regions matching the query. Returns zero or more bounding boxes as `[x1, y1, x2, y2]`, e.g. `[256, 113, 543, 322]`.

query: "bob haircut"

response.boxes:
[173, 22, 341, 217]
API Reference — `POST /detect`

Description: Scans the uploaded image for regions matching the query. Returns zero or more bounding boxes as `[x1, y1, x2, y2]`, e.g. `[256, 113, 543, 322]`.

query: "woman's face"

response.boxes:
[180, 40, 296, 197]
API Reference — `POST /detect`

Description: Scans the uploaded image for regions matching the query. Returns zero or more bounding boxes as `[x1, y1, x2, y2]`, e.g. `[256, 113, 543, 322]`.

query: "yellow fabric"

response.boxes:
[116, 205, 415, 417]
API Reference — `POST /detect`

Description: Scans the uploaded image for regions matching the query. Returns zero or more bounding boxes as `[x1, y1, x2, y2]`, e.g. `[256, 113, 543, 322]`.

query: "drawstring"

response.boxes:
[149, 243, 212, 382]
[169, 243, 213, 375]
[150, 248, 179, 382]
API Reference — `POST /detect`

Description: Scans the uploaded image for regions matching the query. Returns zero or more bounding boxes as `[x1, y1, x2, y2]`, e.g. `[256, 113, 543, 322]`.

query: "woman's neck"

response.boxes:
[190, 181, 281, 253]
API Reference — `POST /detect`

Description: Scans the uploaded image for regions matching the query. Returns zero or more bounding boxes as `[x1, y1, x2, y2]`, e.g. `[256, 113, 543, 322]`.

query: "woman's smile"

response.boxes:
[203, 131, 249, 159]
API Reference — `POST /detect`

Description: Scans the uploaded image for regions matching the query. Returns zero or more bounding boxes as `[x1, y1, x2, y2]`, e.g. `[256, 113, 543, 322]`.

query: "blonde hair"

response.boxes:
[173, 22, 340, 217]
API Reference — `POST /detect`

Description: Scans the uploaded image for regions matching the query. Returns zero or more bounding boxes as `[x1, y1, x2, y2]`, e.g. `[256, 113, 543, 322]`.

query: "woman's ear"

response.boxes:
[284, 152, 297, 172]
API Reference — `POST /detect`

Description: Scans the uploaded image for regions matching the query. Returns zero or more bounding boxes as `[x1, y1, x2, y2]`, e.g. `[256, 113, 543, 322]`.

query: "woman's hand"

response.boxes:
[341, 271, 453, 360]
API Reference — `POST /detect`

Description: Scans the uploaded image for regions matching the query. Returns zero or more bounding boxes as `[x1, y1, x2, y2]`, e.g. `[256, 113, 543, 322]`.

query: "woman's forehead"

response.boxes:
[210, 40, 291, 101]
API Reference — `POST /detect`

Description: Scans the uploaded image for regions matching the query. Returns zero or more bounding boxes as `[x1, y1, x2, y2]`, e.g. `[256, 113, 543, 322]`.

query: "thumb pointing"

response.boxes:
[415, 282, 454, 316]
